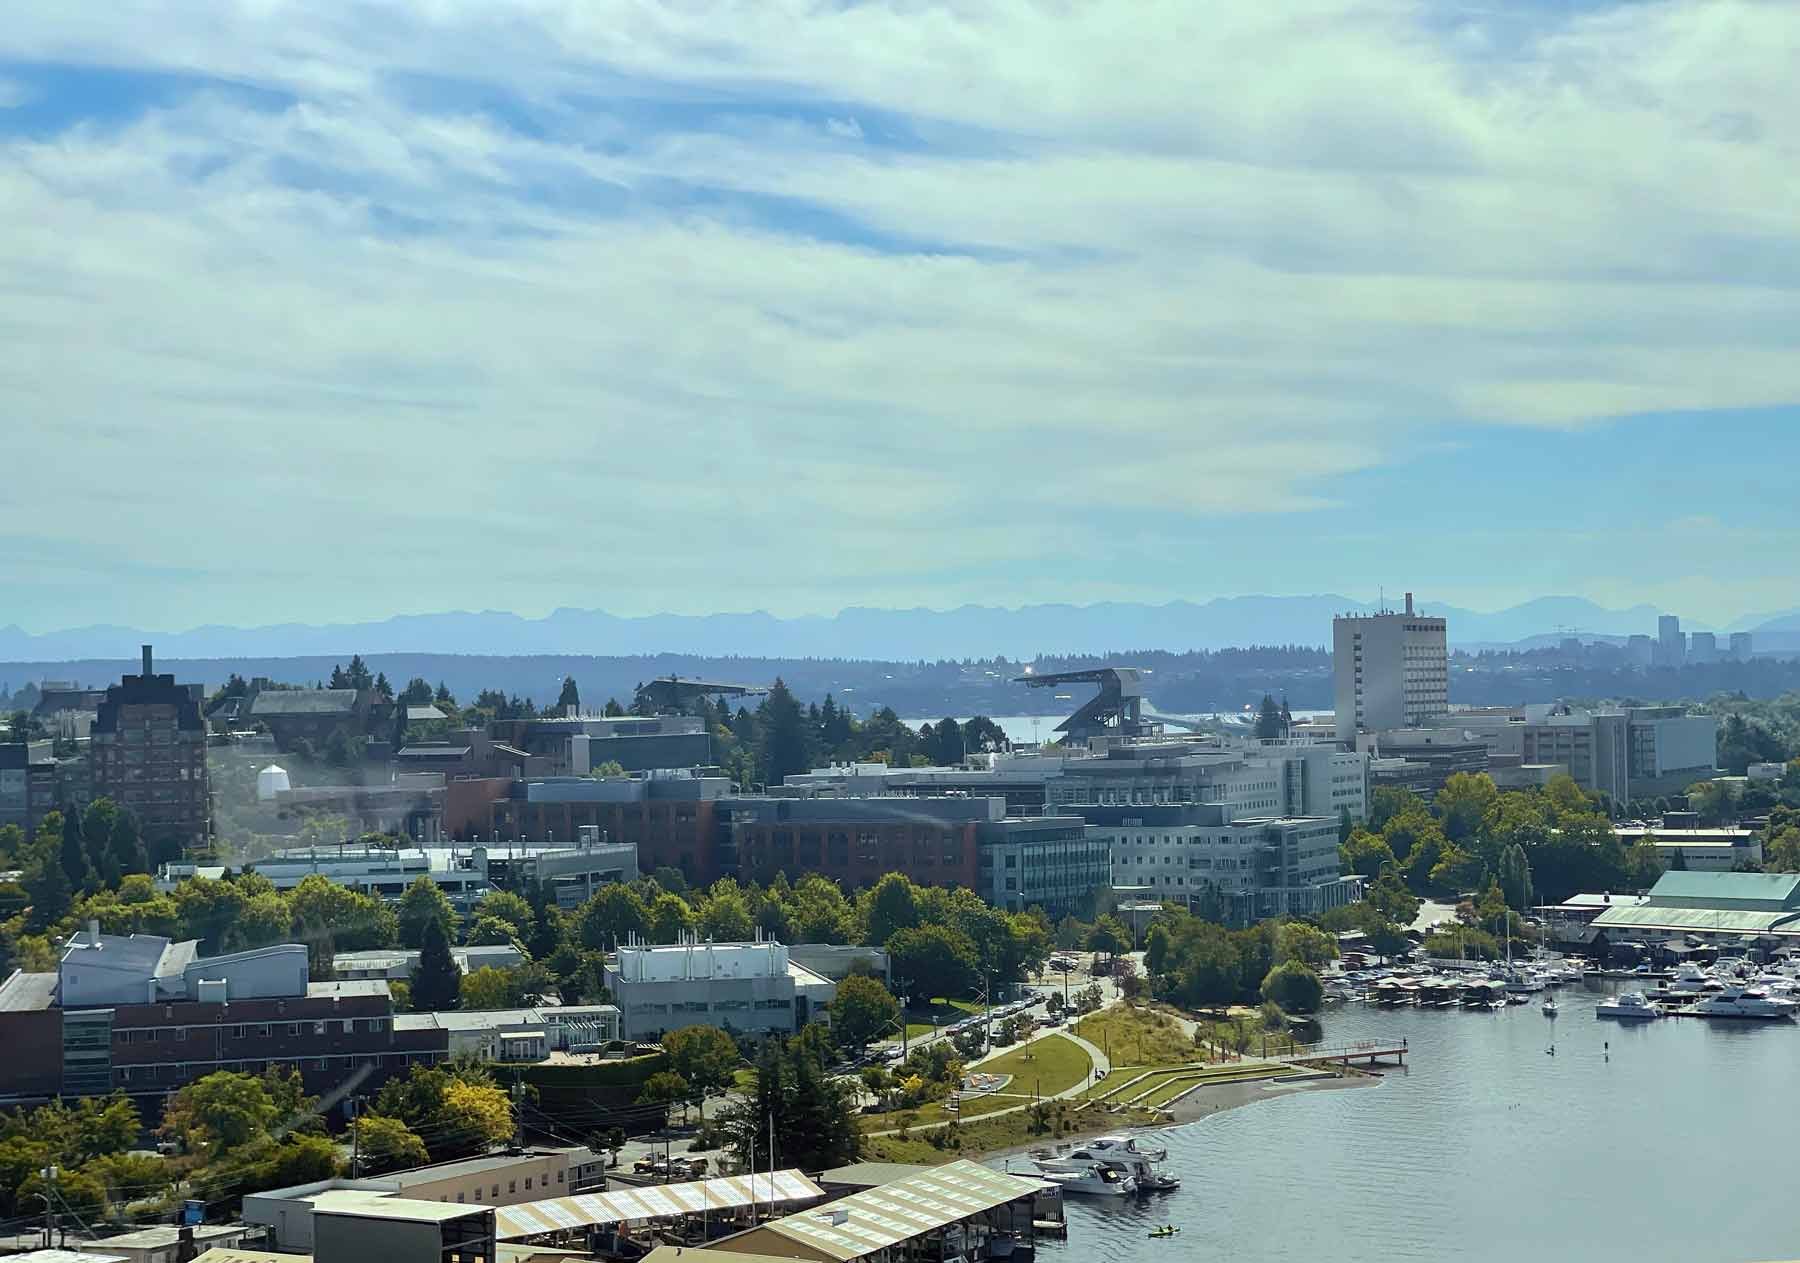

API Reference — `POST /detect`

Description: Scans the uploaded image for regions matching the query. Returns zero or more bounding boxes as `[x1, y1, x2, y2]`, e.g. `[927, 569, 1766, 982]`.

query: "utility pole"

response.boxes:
[348, 1097, 361, 1177]
[893, 975, 913, 1058]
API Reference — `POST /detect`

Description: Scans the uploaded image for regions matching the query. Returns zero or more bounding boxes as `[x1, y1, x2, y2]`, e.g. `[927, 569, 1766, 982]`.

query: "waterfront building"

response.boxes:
[1611, 823, 1762, 871]
[89, 645, 211, 853]
[603, 936, 835, 1040]
[1333, 593, 1449, 738]
[1588, 871, 1800, 949]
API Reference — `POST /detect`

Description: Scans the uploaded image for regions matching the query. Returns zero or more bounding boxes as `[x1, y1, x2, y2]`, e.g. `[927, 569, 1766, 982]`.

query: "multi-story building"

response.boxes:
[247, 686, 388, 754]
[1626, 634, 1655, 668]
[0, 924, 447, 1111]
[89, 646, 211, 853]
[0, 741, 36, 832]
[1688, 631, 1719, 664]
[719, 795, 1101, 915]
[488, 714, 714, 775]
[1656, 614, 1686, 668]
[1730, 632, 1754, 661]
[1333, 593, 1449, 738]
[485, 771, 728, 884]
[1042, 739, 1366, 822]
[1084, 803, 1356, 924]
[603, 937, 835, 1040]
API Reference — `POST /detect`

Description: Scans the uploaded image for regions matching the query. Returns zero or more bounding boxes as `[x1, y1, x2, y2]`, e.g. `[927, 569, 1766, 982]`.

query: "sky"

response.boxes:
[3, 0, 1798, 634]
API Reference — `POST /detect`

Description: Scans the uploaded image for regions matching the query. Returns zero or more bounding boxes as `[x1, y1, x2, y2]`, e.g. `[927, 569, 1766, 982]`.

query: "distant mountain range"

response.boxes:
[1, 594, 1781, 664]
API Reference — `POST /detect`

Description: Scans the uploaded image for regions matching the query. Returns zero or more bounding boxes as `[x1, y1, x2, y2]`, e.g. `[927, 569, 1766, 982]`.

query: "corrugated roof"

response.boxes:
[251, 690, 359, 716]
[0, 970, 59, 1012]
[494, 1170, 822, 1241]
[1644, 871, 1800, 911]
[1591, 904, 1800, 936]
[754, 1160, 1040, 1262]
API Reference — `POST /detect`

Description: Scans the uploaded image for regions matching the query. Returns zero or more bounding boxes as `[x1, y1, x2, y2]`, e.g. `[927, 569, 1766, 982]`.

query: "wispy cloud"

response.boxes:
[1, 0, 1798, 630]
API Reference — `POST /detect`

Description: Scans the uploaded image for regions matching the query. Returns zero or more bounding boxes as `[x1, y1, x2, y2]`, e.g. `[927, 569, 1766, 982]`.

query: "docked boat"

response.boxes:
[1596, 991, 1660, 1020]
[1031, 1161, 1138, 1197]
[1032, 1136, 1178, 1191]
[1689, 985, 1798, 1021]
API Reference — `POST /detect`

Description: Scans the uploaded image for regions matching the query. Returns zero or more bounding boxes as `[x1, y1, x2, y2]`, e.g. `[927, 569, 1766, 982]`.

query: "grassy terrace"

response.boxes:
[864, 1099, 1161, 1166]
[1073, 1004, 1197, 1067]
[857, 1034, 1093, 1130]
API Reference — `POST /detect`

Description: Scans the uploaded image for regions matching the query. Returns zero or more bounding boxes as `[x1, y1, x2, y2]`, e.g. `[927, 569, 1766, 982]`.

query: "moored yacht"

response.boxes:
[1031, 1159, 1138, 1197]
[1035, 1135, 1180, 1191]
[1596, 991, 1660, 1020]
[1689, 985, 1798, 1021]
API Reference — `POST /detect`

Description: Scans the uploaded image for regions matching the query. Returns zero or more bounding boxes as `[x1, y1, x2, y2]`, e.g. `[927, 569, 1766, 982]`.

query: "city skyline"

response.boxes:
[6, 2, 1799, 630]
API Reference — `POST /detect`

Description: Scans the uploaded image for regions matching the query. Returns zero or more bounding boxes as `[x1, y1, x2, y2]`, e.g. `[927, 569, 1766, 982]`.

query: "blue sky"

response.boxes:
[2, 1, 1797, 634]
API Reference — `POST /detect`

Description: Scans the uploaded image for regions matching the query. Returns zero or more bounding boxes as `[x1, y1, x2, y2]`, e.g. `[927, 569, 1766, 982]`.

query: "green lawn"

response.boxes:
[975, 1034, 1093, 1099]
[1074, 1005, 1196, 1067]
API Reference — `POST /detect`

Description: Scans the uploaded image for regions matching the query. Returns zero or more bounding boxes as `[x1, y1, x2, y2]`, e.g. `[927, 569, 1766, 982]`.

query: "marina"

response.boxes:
[1012, 974, 1800, 1263]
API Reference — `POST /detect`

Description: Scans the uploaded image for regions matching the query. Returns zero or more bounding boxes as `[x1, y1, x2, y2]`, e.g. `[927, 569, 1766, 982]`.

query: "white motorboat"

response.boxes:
[1689, 985, 1799, 1021]
[1542, 998, 1559, 1016]
[1596, 991, 1660, 1020]
[1032, 1160, 1138, 1197]
[1037, 1134, 1180, 1191]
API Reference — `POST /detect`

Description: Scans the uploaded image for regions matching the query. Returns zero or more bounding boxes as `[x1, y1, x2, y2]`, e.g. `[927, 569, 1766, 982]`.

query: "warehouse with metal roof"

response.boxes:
[1590, 871, 1800, 944]
[704, 1160, 1046, 1263]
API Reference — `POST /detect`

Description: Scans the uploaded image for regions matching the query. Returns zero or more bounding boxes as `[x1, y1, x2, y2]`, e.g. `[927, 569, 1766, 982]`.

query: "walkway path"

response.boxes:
[866, 1027, 1109, 1138]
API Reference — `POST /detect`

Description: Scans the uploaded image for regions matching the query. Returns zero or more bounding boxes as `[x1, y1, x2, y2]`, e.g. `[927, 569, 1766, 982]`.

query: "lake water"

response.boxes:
[1023, 986, 1800, 1263]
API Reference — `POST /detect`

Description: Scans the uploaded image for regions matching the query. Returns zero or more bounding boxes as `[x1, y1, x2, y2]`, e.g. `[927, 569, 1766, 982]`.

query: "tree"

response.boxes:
[1435, 772, 1500, 844]
[1341, 829, 1396, 878]
[1497, 842, 1535, 911]
[1261, 960, 1323, 1013]
[662, 1025, 739, 1116]
[290, 873, 397, 950]
[861, 873, 920, 946]
[374, 1065, 515, 1162]
[758, 678, 813, 786]
[1276, 921, 1339, 968]
[887, 923, 978, 1002]
[557, 676, 581, 714]
[722, 1037, 862, 1173]
[962, 716, 1009, 755]
[160, 1071, 280, 1155]
[578, 883, 648, 949]
[1085, 915, 1129, 959]
[647, 891, 695, 944]
[933, 715, 966, 765]
[398, 875, 457, 947]
[22, 840, 73, 932]
[352, 1114, 429, 1175]
[830, 975, 901, 1048]
[412, 918, 462, 1012]
[639, 1071, 692, 1120]
[1144, 922, 1172, 975]
[697, 880, 754, 941]
[460, 965, 529, 1010]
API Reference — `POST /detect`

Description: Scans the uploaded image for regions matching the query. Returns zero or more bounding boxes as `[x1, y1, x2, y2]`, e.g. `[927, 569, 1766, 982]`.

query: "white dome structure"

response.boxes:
[256, 764, 292, 802]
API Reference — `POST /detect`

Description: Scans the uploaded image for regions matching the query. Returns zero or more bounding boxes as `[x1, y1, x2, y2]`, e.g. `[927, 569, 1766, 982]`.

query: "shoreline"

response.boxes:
[979, 1066, 1374, 1167]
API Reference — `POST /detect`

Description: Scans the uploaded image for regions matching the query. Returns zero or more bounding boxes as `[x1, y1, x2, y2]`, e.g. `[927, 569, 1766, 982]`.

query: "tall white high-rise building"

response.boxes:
[1333, 593, 1449, 739]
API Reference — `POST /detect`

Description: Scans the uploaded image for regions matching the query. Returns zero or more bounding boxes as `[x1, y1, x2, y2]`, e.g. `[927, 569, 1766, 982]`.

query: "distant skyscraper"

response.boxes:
[1626, 634, 1654, 668]
[1333, 592, 1448, 739]
[1689, 631, 1718, 664]
[1730, 632, 1754, 661]
[1656, 614, 1686, 668]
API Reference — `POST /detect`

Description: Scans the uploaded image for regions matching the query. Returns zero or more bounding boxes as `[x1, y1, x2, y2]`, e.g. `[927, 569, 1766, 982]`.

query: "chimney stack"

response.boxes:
[142, 644, 154, 677]
[1404, 593, 1414, 617]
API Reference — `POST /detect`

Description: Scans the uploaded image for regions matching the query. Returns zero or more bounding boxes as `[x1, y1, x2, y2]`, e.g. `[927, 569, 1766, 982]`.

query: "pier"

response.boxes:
[1285, 1039, 1409, 1068]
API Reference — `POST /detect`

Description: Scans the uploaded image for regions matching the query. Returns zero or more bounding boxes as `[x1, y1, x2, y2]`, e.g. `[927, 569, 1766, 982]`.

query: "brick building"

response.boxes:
[0, 924, 447, 1113]
[89, 646, 211, 853]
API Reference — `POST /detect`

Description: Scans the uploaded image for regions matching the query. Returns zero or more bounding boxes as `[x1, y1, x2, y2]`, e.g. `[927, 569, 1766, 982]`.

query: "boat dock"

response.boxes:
[1285, 1039, 1408, 1068]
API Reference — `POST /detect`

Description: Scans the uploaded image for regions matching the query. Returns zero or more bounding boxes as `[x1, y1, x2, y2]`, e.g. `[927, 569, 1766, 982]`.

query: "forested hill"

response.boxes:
[8, 647, 1800, 718]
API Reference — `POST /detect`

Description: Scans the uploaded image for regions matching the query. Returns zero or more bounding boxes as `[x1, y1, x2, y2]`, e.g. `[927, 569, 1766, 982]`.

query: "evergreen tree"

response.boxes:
[604, 698, 625, 717]
[328, 664, 350, 689]
[411, 919, 461, 1012]
[346, 655, 374, 691]
[557, 677, 581, 714]
[434, 682, 455, 706]
[59, 813, 91, 892]
[757, 679, 812, 787]
[109, 811, 146, 879]
[935, 715, 966, 764]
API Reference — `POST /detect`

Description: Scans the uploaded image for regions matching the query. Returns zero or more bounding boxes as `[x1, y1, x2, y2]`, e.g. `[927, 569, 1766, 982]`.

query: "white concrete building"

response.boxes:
[1333, 593, 1449, 738]
[603, 936, 835, 1040]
